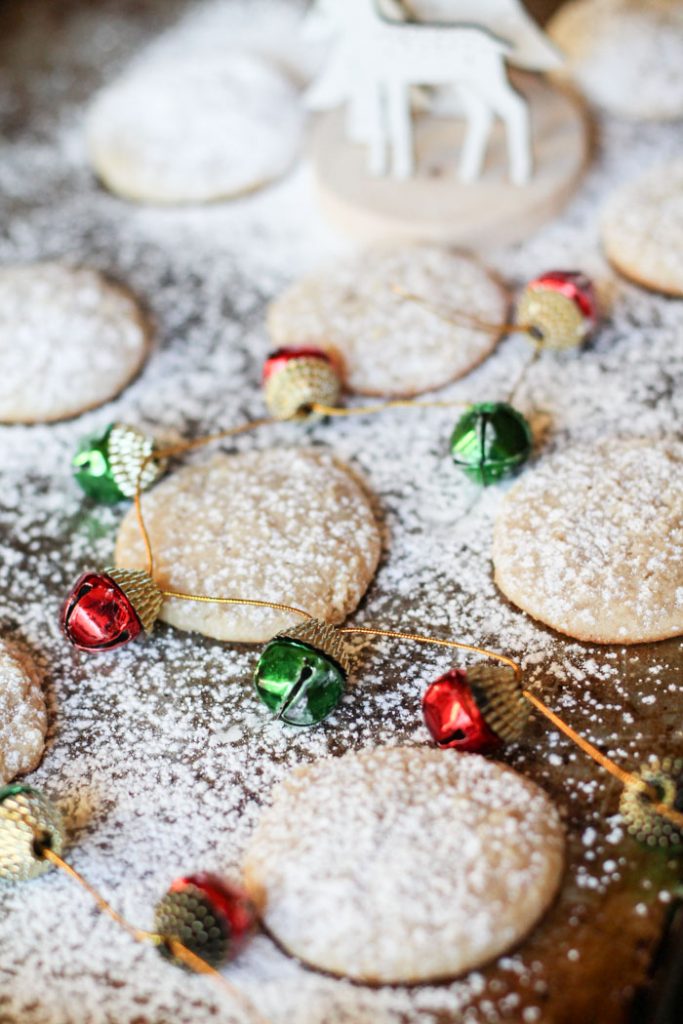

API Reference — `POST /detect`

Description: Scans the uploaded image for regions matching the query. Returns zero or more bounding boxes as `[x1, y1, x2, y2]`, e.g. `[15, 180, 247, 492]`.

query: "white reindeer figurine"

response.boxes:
[305, 0, 532, 185]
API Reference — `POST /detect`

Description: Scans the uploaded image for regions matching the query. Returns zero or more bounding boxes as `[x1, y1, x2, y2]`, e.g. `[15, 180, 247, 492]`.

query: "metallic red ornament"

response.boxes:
[423, 664, 528, 753]
[170, 874, 254, 947]
[422, 670, 502, 753]
[262, 346, 342, 420]
[262, 346, 334, 384]
[531, 271, 597, 324]
[517, 270, 598, 349]
[61, 569, 162, 653]
[155, 873, 256, 967]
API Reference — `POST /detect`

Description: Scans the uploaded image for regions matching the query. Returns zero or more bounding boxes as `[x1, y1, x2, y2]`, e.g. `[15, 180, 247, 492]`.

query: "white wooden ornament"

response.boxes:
[311, 71, 589, 249]
[305, 0, 563, 186]
[398, 1, 563, 71]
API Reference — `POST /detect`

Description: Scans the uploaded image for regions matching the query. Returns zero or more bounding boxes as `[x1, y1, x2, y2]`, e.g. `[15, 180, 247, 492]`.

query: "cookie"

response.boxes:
[0, 641, 47, 785]
[115, 448, 381, 643]
[549, 0, 683, 121]
[493, 439, 683, 644]
[0, 263, 149, 423]
[87, 51, 304, 204]
[601, 161, 683, 296]
[244, 746, 564, 983]
[267, 246, 508, 397]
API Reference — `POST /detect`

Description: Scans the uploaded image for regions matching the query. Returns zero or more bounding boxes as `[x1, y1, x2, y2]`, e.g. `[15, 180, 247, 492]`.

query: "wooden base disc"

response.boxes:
[311, 72, 590, 250]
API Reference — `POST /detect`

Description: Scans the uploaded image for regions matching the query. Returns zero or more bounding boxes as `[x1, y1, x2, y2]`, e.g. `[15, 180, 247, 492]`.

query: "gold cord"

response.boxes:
[338, 625, 522, 679]
[508, 341, 543, 407]
[160, 589, 313, 621]
[40, 848, 269, 1023]
[153, 418, 275, 463]
[522, 691, 683, 831]
[390, 283, 528, 337]
[128, 414, 683, 835]
[310, 397, 469, 417]
[42, 848, 155, 944]
[338, 628, 683, 828]
[164, 940, 270, 1024]
[134, 418, 274, 578]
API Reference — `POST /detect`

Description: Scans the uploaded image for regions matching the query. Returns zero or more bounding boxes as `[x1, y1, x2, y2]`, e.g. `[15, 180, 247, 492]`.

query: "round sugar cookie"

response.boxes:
[87, 51, 304, 204]
[244, 746, 565, 983]
[601, 161, 683, 296]
[267, 246, 508, 397]
[549, 0, 683, 121]
[115, 448, 381, 643]
[0, 263, 149, 423]
[493, 439, 683, 644]
[0, 641, 47, 785]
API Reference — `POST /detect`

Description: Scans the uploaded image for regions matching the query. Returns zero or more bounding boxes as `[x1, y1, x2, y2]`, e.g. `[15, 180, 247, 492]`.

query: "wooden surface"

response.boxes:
[0, 3, 681, 1024]
[312, 73, 590, 249]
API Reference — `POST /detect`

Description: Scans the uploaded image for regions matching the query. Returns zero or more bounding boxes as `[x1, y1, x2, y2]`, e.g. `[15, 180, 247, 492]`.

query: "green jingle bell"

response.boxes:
[450, 402, 532, 485]
[254, 619, 350, 726]
[72, 422, 165, 504]
[0, 783, 65, 882]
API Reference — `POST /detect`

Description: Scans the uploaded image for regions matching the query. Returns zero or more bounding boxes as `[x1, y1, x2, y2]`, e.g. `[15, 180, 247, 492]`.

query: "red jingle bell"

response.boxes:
[154, 873, 256, 968]
[262, 346, 342, 420]
[517, 270, 598, 350]
[532, 271, 597, 323]
[423, 670, 502, 753]
[61, 568, 162, 653]
[262, 346, 334, 383]
[423, 665, 528, 753]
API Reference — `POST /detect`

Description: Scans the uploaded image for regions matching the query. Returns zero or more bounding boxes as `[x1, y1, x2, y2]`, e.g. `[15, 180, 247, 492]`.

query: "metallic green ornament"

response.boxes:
[0, 783, 65, 882]
[72, 423, 164, 504]
[254, 619, 350, 726]
[450, 402, 532, 485]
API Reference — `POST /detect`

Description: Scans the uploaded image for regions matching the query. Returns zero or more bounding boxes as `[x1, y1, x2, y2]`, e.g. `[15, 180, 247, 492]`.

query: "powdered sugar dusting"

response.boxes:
[549, 0, 683, 121]
[87, 50, 304, 203]
[0, 263, 149, 422]
[115, 448, 381, 642]
[493, 439, 683, 643]
[601, 159, 683, 295]
[0, 639, 47, 784]
[0, 1, 681, 1022]
[245, 747, 564, 983]
[268, 246, 508, 396]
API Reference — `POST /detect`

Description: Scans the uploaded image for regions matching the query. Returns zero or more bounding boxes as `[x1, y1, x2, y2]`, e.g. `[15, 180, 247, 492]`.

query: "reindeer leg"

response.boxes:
[366, 79, 388, 177]
[499, 85, 532, 186]
[387, 79, 414, 179]
[458, 88, 493, 184]
[347, 86, 370, 144]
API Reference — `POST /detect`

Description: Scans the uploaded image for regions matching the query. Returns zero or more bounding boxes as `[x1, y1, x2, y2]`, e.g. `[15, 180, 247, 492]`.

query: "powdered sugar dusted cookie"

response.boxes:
[0, 263, 149, 423]
[601, 161, 683, 296]
[549, 0, 683, 121]
[0, 640, 47, 785]
[493, 440, 683, 644]
[115, 448, 380, 643]
[267, 246, 508, 397]
[87, 52, 304, 204]
[244, 746, 564, 983]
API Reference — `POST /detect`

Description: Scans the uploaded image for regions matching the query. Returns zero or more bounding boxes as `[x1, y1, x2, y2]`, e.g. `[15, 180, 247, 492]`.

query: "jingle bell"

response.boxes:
[450, 402, 532, 485]
[0, 783, 65, 882]
[62, 568, 163, 653]
[619, 757, 683, 850]
[72, 423, 165, 504]
[262, 347, 342, 420]
[423, 664, 528, 753]
[254, 618, 350, 726]
[154, 873, 256, 968]
[516, 270, 597, 350]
